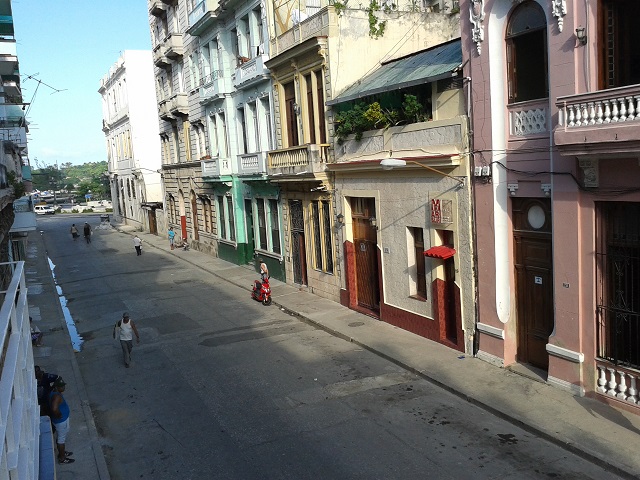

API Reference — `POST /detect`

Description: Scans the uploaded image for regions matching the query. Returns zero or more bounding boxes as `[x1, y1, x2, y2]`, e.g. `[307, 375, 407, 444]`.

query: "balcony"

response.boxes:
[233, 54, 269, 89]
[555, 84, 640, 156]
[149, 0, 167, 16]
[168, 93, 188, 116]
[202, 156, 233, 178]
[199, 70, 227, 104]
[159, 100, 172, 120]
[0, 39, 17, 76]
[2, 75, 20, 98]
[267, 144, 329, 177]
[153, 45, 170, 69]
[335, 118, 466, 165]
[507, 99, 548, 139]
[187, 0, 218, 36]
[165, 34, 184, 59]
[270, 6, 337, 57]
[237, 152, 267, 176]
[11, 197, 36, 233]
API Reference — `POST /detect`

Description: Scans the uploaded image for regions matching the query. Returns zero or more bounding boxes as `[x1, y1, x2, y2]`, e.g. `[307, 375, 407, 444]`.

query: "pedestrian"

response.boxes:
[49, 377, 74, 464]
[83, 222, 92, 244]
[168, 227, 176, 250]
[30, 316, 43, 346]
[133, 235, 143, 256]
[113, 312, 140, 368]
[35, 365, 59, 416]
[70, 224, 79, 240]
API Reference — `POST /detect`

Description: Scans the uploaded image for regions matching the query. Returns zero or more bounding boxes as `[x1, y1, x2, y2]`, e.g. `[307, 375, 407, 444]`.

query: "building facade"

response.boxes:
[100, 50, 164, 234]
[461, 0, 640, 410]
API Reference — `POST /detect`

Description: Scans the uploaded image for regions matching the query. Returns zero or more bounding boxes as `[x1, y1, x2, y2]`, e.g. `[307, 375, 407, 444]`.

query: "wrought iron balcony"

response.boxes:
[267, 144, 329, 177]
[199, 70, 227, 104]
[555, 84, 640, 156]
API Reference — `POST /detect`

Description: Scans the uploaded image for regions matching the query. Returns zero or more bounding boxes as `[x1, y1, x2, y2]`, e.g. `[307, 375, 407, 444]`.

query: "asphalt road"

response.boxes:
[40, 215, 621, 480]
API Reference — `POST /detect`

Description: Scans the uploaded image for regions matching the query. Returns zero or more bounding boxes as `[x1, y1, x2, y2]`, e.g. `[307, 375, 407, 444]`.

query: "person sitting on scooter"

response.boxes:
[259, 260, 269, 282]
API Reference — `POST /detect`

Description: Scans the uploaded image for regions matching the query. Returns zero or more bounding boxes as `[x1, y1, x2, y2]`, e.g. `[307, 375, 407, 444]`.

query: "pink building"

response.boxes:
[461, 0, 640, 412]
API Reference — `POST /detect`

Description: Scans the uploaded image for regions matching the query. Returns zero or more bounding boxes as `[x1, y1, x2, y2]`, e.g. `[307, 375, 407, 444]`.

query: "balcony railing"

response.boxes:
[596, 362, 639, 407]
[168, 93, 188, 116]
[0, 261, 40, 479]
[507, 99, 548, 137]
[187, 0, 217, 36]
[153, 45, 169, 68]
[336, 118, 466, 164]
[233, 55, 269, 88]
[270, 6, 336, 57]
[199, 70, 226, 104]
[237, 152, 267, 175]
[267, 144, 329, 176]
[149, 0, 167, 16]
[165, 34, 184, 58]
[159, 100, 172, 120]
[555, 84, 640, 156]
[201, 157, 233, 177]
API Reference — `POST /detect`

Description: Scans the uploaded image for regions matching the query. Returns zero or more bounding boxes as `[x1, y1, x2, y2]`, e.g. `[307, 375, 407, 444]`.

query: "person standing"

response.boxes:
[70, 224, 79, 240]
[168, 227, 176, 250]
[49, 377, 74, 464]
[83, 222, 92, 243]
[133, 235, 143, 256]
[113, 312, 140, 368]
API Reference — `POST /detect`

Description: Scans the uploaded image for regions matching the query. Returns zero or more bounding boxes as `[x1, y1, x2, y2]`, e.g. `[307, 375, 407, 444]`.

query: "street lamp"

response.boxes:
[380, 158, 464, 186]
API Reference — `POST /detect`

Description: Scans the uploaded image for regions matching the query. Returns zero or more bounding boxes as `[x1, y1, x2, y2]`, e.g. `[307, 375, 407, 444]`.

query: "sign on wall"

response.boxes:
[431, 198, 453, 224]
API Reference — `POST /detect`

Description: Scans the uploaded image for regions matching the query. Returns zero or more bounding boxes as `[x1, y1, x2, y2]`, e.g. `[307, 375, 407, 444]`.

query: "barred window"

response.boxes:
[269, 199, 281, 254]
[310, 200, 334, 274]
[227, 196, 236, 242]
[217, 196, 226, 239]
[257, 198, 267, 249]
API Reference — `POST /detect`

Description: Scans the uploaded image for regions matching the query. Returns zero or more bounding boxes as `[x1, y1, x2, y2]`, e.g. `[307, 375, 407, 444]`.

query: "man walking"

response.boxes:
[133, 235, 143, 256]
[83, 222, 92, 244]
[49, 377, 74, 464]
[113, 312, 140, 367]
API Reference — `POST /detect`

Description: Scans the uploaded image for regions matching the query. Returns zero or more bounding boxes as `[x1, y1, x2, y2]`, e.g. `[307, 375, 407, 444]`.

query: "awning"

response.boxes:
[424, 245, 456, 260]
[326, 38, 462, 106]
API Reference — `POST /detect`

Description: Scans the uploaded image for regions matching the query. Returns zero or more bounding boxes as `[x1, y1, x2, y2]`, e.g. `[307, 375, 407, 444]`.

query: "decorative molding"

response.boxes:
[469, 0, 486, 55]
[511, 108, 547, 136]
[552, 0, 567, 33]
[546, 343, 584, 363]
[547, 375, 585, 396]
[477, 322, 505, 339]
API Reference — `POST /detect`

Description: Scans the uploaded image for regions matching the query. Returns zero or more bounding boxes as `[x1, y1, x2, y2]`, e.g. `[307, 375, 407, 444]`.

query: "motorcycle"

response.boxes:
[251, 276, 272, 306]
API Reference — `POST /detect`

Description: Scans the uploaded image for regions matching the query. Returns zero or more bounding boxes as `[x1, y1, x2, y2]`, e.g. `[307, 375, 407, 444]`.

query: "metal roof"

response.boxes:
[327, 38, 462, 106]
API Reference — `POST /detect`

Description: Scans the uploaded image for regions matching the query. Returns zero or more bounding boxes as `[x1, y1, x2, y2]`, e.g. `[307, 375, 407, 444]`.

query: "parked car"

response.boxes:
[34, 205, 56, 215]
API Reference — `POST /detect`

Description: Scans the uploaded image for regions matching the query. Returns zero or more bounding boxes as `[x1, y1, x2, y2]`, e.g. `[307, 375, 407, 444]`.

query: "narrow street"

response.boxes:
[40, 215, 621, 480]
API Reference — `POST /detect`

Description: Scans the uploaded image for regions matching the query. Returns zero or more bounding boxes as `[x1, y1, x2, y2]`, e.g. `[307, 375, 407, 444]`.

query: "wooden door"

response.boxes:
[148, 209, 158, 235]
[513, 199, 553, 370]
[351, 198, 379, 312]
[245, 199, 255, 263]
[289, 200, 307, 286]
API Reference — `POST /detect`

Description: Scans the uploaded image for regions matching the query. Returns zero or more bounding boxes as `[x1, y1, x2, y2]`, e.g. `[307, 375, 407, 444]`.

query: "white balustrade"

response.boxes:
[559, 93, 640, 128]
[597, 364, 640, 406]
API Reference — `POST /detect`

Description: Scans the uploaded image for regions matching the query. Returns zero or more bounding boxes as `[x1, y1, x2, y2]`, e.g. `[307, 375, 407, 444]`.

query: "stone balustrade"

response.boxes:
[596, 363, 639, 405]
[557, 84, 640, 128]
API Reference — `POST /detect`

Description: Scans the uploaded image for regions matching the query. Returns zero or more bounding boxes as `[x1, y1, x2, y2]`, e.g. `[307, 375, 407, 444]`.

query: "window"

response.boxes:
[227, 196, 236, 242]
[217, 196, 226, 239]
[219, 112, 229, 158]
[257, 198, 268, 249]
[284, 81, 299, 147]
[310, 200, 334, 273]
[408, 227, 427, 299]
[505, 1, 548, 103]
[203, 198, 212, 233]
[237, 106, 248, 154]
[208, 114, 218, 157]
[269, 199, 281, 254]
[599, 0, 640, 89]
[306, 74, 316, 144]
[596, 202, 640, 369]
[260, 97, 274, 150]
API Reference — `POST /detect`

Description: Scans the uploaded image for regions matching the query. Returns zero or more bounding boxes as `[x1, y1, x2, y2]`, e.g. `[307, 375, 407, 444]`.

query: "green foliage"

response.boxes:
[32, 161, 110, 201]
[402, 94, 429, 123]
[7, 171, 25, 198]
[366, 0, 387, 39]
[334, 94, 431, 143]
[333, 0, 347, 16]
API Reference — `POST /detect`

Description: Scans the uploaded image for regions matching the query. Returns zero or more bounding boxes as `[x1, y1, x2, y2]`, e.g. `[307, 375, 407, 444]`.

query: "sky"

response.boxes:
[12, 0, 153, 168]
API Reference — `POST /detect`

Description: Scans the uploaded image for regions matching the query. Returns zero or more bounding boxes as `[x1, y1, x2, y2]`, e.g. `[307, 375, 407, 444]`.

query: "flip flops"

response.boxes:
[58, 457, 75, 464]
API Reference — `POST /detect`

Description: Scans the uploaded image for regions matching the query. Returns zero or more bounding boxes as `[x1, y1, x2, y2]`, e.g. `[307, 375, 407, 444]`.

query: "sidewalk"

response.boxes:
[122, 224, 640, 479]
[26, 231, 110, 479]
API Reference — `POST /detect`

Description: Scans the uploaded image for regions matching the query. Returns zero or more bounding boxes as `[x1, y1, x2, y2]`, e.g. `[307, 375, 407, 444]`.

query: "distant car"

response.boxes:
[34, 205, 56, 215]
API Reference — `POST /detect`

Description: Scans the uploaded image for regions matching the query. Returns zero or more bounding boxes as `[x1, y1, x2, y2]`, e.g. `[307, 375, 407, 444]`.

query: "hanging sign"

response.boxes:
[431, 198, 453, 224]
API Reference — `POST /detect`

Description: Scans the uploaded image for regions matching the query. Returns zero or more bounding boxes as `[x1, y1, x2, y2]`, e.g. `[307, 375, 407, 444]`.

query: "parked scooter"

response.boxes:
[251, 276, 272, 306]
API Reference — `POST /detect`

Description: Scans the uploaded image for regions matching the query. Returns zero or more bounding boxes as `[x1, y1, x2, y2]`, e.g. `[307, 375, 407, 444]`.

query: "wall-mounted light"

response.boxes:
[541, 184, 552, 197]
[369, 217, 378, 229]
[507, 183, 519, 196]
[293, 103, 301, 115]
[575, 26, 587, 46]
[336, 213, 345, 225]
